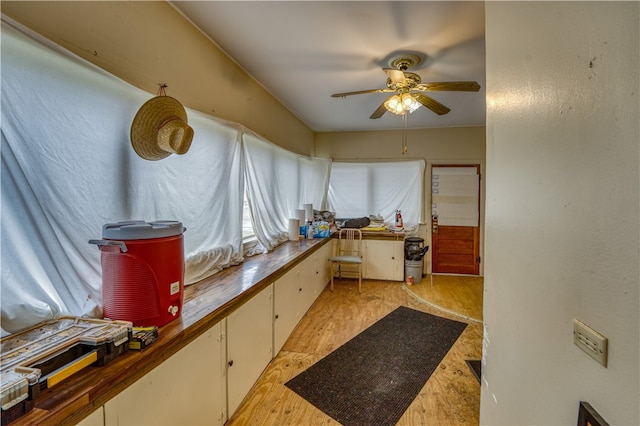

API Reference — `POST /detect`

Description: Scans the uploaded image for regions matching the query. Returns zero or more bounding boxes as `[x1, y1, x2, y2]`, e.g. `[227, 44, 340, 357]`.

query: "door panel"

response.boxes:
[431, 164, 481, 275]
[432, 226, 479, 274]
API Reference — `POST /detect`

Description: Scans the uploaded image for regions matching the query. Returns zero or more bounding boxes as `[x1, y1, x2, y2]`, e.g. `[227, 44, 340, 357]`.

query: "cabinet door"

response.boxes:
[226, 285, 273, 417]
[104, 322, 226, 425]
[363, 240, 404, 281]
[77, 407, 104, 426]
[298, 256, 317, 316]
[390, 241, 404, 280]
[273, 268, 301, 354]
[313, 243, 331, 296]
[274, 244, 330, 356]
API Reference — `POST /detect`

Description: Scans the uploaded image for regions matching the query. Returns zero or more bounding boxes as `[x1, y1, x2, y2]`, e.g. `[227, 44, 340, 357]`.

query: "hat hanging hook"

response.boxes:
[157, 83, 168, 96]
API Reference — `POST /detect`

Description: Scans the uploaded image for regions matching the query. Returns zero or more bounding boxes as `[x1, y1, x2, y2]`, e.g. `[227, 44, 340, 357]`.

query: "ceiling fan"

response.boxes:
[331, 54, 481, 119]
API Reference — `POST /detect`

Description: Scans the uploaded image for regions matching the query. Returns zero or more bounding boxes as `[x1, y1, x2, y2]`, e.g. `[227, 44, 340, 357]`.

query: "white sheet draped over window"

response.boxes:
[1, 20, 326, 334]
[242, 132, 330, 252]
[327, 160, 424, 228]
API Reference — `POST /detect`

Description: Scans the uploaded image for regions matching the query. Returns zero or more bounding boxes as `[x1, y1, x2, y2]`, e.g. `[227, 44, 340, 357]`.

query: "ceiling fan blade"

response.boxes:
[369, 101, 387, 119]
[383, 68, 406, 84]
[331, 88, 391, 98]
[415, 81, 481, 92]
[413, 93, 451, 116]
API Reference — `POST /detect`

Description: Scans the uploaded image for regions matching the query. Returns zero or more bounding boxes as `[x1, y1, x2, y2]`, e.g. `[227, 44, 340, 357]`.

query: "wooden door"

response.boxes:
[431, 165, 480, 275]
[432, 226, 480, 274]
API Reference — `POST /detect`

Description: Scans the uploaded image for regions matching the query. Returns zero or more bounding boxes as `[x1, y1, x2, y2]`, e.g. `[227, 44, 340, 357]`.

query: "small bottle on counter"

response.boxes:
[395, 209, 404, 229]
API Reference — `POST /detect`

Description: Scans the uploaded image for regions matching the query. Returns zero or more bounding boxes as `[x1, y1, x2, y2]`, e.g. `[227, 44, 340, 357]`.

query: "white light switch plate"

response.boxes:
[573, 319, 608, 367]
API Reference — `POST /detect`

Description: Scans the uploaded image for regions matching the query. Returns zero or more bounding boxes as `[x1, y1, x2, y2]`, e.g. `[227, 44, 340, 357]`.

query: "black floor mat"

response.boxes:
[285, 306, 467, 426]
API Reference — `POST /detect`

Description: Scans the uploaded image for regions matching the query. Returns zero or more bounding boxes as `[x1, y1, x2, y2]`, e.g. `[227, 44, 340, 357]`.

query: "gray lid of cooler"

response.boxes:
[405, 237, 424, 243]
[102, 220, 184, 240]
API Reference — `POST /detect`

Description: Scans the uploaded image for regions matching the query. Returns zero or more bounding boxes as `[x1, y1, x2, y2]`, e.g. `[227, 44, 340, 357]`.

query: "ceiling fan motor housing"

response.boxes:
[388, 54, 422, 71]
[387, 72, 421, 91]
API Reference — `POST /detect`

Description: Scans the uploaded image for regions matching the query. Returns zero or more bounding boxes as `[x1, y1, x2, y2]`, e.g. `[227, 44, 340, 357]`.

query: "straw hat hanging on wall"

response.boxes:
[130, 96, 194, 161]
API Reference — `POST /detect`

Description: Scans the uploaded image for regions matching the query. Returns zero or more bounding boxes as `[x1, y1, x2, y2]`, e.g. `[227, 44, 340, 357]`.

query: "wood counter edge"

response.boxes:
[331, 229, 408, 241]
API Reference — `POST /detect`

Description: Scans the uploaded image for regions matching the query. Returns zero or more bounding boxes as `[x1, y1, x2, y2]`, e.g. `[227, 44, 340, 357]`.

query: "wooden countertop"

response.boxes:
[331, 228, 407, 241]
[8, 237, 332, 426]
[360, 229, 407, 240]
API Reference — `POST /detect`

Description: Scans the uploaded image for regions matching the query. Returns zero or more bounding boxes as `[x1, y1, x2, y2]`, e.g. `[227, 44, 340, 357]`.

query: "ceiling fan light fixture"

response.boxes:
[401, 92, 414, 107]
[384, 94, 404, 115]
[401, 92, 420, 113]
[384, 92, 420, 115]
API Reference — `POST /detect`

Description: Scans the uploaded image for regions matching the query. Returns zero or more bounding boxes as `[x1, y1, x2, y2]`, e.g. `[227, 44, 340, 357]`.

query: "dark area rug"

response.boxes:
[285, 306, 467, 426]
[466, 360, 482, 383]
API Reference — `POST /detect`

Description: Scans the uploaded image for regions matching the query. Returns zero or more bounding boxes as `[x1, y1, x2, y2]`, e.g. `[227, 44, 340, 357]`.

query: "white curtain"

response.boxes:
[1, 21, 245, 333]
[327, 160, 424, 227]
[242, 131, 331, 252]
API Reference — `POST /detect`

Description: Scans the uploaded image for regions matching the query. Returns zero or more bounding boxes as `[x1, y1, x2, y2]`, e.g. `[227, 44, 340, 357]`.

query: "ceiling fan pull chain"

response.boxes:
[402, 113, 408, 155]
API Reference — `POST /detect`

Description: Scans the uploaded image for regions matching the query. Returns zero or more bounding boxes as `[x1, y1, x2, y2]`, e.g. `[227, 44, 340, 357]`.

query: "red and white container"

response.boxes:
[90, 220, 185, 327]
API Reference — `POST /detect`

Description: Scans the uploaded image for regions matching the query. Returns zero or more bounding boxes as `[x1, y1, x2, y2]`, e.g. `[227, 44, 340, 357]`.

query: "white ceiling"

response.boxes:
[171, 1, 486, 132]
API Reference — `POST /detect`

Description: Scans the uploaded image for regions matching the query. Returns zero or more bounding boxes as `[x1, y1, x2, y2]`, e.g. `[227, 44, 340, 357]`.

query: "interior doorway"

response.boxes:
[430, 165, 481, 275]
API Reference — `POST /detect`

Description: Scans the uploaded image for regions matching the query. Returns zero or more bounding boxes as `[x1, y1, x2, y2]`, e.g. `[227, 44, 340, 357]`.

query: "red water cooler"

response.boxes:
[90, 220, 185, 327]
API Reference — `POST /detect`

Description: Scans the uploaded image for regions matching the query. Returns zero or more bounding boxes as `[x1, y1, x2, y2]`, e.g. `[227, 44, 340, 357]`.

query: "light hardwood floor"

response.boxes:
[228, 275, 483, 425]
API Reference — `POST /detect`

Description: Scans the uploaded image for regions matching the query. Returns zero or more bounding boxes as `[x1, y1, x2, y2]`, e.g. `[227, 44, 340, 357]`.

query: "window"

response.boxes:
[327, 160, 425, 227]
[242, 132, 330, 252]
[242, 190, 255, 241]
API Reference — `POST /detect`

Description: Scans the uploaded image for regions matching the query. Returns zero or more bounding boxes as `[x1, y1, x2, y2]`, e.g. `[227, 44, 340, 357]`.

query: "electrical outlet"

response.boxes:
[573, 319, 608, 367]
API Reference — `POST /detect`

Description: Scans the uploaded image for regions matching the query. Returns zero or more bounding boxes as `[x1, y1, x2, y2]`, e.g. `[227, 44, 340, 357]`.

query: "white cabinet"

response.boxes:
[312, 243, 331, 296]
[298, 257, 318, 316]
[104, 322, 226, 426]
[273, 243, 330, 354]
[101, 284, 273, 426]
[77, 407, 104, 426]
[226, 285, 273, 417]
[362, 239, 404, 281]
[273, 265, 302, 353]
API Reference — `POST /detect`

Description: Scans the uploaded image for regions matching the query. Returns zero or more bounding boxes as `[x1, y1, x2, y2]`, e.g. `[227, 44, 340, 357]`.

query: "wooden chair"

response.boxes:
[329, 228, 363, 293]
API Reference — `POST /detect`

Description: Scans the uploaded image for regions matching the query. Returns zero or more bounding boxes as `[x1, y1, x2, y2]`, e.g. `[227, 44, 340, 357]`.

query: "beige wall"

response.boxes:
[1, 1, 314, 155]
[315, 126, 485, 161]
[483, 2, 639, 424]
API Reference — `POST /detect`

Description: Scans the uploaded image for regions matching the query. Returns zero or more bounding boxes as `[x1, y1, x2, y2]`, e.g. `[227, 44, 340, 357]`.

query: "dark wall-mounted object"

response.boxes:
[577, 401, 609, 426]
